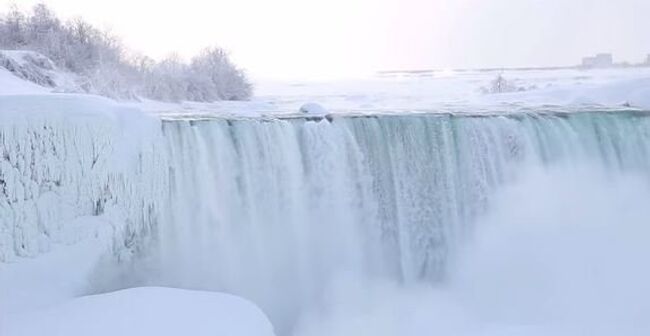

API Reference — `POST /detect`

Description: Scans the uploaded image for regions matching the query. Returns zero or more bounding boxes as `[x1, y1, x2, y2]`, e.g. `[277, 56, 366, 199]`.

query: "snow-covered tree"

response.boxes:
[0, 5, 27, 48]
[191, 47, 252, 101]
[0, 4, 253, 101]
[490, 74, 514, 93]
[482, 73, 525, 94]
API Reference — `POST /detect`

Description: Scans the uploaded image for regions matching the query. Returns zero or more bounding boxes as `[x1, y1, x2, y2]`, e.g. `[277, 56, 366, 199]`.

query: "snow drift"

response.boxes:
[2, 287, 275, 336]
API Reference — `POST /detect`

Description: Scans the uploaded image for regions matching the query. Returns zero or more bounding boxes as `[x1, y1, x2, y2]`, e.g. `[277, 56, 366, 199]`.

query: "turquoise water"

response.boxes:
[156, 110, 650, 334]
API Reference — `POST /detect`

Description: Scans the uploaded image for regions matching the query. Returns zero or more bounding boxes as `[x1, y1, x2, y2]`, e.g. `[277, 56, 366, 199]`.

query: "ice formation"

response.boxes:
[0, 94, 167, 262]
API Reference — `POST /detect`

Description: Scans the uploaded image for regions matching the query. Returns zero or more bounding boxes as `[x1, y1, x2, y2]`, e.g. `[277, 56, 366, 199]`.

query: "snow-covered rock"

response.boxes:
[0, 50, 56, 87]
[0, 50, 82, 94]
[2, 287, 276, 336]
[299, 102, 328, 114]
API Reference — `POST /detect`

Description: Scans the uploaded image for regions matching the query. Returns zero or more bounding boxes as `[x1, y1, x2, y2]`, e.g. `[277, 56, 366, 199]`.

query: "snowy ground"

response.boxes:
[2, 287, 274, 336]
[153, 67, 650, 118]
[262, 67, 650, 112]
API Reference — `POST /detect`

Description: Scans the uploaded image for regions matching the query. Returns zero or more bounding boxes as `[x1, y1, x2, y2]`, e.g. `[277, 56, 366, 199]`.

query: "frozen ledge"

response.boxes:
[159, 106, 650, 123]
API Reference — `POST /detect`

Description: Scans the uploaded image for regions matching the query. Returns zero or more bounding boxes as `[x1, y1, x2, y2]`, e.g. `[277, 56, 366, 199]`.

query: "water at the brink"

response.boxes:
[149, 111, 650, 335]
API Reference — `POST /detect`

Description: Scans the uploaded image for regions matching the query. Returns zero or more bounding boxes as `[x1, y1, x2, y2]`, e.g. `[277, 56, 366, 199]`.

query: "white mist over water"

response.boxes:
[146, 112, 650, 335]
[295, 166, 650, 336]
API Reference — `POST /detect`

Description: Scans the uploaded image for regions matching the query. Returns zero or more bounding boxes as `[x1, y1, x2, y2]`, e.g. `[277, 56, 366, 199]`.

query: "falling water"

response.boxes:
[150, 111, 650, 334]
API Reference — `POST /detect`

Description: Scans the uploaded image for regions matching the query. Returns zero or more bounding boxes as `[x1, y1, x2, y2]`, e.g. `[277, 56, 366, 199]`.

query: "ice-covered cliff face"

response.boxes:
[156, 110, 650, 331]
[0, 95, 168, 262]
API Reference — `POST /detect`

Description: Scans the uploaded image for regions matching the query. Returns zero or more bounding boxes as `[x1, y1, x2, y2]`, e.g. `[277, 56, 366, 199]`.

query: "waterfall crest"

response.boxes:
[154, 111, 650, 330]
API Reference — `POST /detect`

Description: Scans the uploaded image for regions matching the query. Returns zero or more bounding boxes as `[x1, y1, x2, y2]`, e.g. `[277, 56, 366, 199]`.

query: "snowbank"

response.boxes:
[0, 221, 111, 314]
[2, 287, 276, 336]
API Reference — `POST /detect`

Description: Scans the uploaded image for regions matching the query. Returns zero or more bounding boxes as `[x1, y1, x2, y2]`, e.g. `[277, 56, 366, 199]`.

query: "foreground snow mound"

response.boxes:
[2, 287, 276, 336]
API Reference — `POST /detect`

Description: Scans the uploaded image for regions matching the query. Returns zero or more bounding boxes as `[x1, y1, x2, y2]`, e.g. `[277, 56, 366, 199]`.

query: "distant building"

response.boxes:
[646, 54, 650, 65]
[582, 53, 613, 68]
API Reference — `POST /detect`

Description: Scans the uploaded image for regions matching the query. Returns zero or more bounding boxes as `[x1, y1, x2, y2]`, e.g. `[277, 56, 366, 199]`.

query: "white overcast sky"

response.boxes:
[2, 0, 649, 79]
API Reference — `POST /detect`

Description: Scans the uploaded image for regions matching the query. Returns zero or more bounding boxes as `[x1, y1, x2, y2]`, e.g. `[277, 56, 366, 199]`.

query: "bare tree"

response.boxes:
[191, 47, 252, 101]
